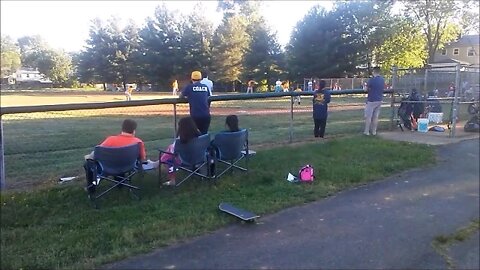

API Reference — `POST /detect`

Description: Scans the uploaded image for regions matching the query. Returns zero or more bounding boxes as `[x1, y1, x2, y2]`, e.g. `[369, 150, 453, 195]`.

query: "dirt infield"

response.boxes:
[1, 91, 366, 116]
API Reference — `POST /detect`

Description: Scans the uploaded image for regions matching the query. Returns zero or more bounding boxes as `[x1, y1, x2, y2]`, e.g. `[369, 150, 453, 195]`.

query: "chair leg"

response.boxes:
[158, 162, 163, 187]
[87, 193, 99, 209]
[129, 188, 141, 200]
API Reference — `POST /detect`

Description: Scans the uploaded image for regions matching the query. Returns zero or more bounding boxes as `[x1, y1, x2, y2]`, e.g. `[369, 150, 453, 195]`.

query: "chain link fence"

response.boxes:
[391, 64, 479, 138]
[2, 72, 477, 192]
[1, 91, 394, 190]
[394, 65, 480, 101]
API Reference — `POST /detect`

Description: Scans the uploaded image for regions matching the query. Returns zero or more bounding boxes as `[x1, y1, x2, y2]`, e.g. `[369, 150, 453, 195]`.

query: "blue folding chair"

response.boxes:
[211, 129, 249, 178]
[158, 133, 212, 187]
[84, 143, 141, 208]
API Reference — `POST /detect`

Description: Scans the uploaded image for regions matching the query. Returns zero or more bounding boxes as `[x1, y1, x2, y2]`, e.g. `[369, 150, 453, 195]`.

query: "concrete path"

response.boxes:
[104, 137, 479, 270]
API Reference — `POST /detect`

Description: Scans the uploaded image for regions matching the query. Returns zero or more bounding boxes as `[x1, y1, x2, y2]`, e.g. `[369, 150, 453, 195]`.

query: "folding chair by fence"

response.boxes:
[212, 129, 249, 178]
[158, 133, 212, 187]
[84, 143, 141, 208]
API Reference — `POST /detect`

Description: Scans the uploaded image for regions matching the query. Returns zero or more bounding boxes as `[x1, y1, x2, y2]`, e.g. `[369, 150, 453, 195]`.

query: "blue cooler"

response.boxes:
[417, 118, 428, 133]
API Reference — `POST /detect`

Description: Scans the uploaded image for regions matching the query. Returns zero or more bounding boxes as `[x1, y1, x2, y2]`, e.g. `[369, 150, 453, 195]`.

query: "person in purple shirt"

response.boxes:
[180, 71, 211, 134]
[312, 80, 331, 138]
[364, 67, 385, 136]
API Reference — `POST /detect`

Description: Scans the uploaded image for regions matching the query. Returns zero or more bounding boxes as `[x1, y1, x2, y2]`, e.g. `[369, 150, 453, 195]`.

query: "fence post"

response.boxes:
[390, 66, 398, 130]
[423, 66, 429, 95]
[289, 95, 294, 143]
[351, 77, 354, 90]
[0, 116, 5, 190]
[451, 63, 461, 138]
[173, 103, 177, 139]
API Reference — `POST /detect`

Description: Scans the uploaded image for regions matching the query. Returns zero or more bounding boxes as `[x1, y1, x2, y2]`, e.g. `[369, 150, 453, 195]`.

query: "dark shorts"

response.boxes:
[193, 116, 211, 135]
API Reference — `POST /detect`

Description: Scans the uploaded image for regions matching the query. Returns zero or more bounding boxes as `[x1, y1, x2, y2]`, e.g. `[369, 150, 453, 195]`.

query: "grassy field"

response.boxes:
[0, 91, 380, 189]
[0, 90, 445, 269]
[1, 90, 472, 190]
[0, 136, 436, 269]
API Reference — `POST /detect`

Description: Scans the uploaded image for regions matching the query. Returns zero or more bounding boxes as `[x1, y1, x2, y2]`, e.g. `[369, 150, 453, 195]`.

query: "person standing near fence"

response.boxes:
[293, 85, 302, 105]
[246, 79, 256, 94]
[274, 79, 282, 92]
[172, 80, 179, 96]
[307, 81, 313, 92]
[125, 85, 133, 101]
[313, 80, 331, 138]
[200, 71, 213, 96]
[180, 71, 211, 134]
[364, 67, 385, 136]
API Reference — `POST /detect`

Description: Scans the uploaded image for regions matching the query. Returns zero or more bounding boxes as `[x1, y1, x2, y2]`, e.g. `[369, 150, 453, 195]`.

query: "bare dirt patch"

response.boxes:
[1, 91, 364, 117]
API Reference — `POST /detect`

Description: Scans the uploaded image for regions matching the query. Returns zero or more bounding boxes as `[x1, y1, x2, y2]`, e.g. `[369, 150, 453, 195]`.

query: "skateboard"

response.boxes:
[219, 202, 259, 222]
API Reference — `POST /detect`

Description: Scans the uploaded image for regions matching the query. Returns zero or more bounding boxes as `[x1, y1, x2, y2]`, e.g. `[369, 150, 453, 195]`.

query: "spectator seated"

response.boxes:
[211, 129, 249, 178]
[158, 133, 212, 187]
[84, 143, 142, 208]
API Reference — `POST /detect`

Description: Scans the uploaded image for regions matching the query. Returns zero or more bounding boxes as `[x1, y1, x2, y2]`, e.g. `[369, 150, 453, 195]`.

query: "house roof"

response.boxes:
[447, 35, 480, 47]
[16, 68, 41, 74]
[430, 58, 473, 67]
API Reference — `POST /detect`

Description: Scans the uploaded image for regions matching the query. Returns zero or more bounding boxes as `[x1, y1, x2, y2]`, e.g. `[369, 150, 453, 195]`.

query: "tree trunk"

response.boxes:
[103, 82, 106, 91]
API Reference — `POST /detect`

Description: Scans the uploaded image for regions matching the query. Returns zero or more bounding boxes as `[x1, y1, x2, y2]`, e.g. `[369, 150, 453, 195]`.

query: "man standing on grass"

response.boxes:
[246, 79, 256, 94]
[200, 70, 213, 96]
[180, 71, 211, 134]
[125, 85, 133, 101]
[172, 79, 179, 96]
[364, 66, 385, 136]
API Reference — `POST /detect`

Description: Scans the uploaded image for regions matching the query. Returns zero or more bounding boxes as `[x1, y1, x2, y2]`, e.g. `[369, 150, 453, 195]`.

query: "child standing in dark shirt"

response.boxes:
[312, 80, 331, 138]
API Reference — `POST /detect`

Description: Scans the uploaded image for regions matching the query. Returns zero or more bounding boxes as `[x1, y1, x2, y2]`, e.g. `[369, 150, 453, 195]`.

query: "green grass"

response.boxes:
[0, 136, 436, 269]
[2, 96, 398, 189]
[432, 219, 480, 269]
[3, 93, 471, 190]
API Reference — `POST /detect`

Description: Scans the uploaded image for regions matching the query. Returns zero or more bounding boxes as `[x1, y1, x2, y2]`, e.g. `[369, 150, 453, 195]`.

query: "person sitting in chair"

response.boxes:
[209, 115, 243, 175]
[224, 114, 240, 132]
[84, 119, 156, 191]
[161, 116, 201, 186]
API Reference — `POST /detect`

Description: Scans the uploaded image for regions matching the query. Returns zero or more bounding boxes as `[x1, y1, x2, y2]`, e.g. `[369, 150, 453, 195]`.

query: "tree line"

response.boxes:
[1, 0, 478, 91]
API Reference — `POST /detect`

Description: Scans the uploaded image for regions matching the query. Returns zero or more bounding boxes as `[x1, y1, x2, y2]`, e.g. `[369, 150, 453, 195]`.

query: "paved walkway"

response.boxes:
[104, 134, 479, 270]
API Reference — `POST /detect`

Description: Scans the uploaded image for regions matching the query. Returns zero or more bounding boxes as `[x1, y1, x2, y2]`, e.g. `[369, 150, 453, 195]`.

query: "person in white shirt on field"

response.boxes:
[200, 70, 213, 96]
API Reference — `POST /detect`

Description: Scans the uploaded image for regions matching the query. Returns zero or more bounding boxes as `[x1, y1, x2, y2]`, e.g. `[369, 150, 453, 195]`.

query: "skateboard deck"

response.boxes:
[219, 202, 259, 221]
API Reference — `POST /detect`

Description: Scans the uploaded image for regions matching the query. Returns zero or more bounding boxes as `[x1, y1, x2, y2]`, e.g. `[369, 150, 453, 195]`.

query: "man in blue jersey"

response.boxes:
[180, 71, 211, 134]
[364, 67, 385, 136]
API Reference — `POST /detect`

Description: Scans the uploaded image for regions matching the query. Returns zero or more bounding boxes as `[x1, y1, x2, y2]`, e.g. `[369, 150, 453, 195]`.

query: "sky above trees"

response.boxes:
[1, 0, 478, 91]
[0, 0, 334, 52]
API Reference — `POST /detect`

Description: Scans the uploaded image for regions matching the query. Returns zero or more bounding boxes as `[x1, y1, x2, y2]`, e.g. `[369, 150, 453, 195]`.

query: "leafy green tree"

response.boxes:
[17, 35, 47, 68]
[178, 4, 214, 76]
[333, 0, 394, 72]
[139, 4, 182, 90]
[373, 17, 427, 73]
[211, 14, 250, 90]
[240, 2, 284, 86]
[402, 0, 472, 64]
[460, 1, 480, 34]
[287, 5, 346, 78]
[77, 18, 116, 89]
[36, 49, 73, 85]
[111, 19, 141, 89]
[15, 35, 73, 85]
[78, 17, 141, 89]
[1, 35, 21, 77]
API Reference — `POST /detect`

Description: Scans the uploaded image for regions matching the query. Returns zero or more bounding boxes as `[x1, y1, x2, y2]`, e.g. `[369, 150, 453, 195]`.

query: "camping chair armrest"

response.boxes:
[158, 149, 177, 156]
[158, 149, 180, 165]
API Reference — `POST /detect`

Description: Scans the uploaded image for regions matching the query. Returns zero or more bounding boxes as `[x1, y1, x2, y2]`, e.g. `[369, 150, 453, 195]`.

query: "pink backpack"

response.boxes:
[299, 165, 315, 182]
